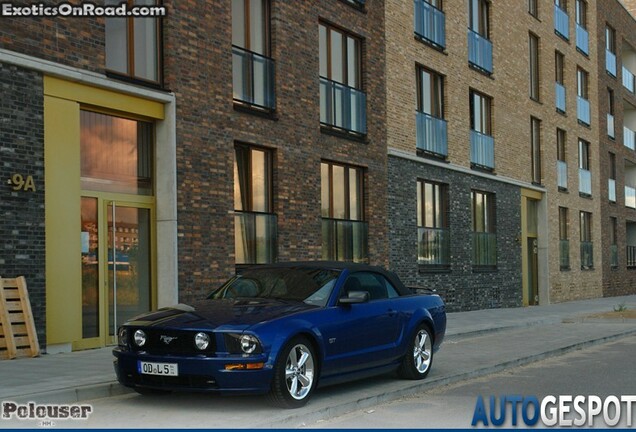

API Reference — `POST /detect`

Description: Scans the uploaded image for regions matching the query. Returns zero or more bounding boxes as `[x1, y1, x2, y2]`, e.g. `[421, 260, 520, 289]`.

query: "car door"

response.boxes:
[319, 272, 405, 376]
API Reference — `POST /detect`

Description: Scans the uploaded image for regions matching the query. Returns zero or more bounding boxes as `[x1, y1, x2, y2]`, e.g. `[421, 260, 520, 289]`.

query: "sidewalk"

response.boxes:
[1, 295, 635, 422]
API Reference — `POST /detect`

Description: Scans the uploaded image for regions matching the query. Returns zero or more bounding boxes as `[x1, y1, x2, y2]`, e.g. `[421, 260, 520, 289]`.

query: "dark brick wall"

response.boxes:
[164, 0, 388, 303]
[596, 0, 636, 297]
[0, 63, 46, 347]
[388, 155, 523, 312]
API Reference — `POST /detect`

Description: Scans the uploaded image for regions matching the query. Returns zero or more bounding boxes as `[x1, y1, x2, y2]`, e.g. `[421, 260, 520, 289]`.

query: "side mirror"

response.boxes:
[339, 290, 370, 305]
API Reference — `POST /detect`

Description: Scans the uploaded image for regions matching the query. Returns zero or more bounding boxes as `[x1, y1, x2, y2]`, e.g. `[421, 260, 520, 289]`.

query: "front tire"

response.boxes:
[268, 336, 317, 408]
[398, 325, 433, 380]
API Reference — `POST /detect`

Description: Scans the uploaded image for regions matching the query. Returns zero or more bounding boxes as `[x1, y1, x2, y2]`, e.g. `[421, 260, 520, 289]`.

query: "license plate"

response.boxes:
[138, 361, 179, 376]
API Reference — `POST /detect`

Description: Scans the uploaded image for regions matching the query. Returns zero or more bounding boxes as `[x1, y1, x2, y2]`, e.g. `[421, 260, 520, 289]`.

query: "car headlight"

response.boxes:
[118, 327, 128, 347]
[240, 334, 260, 354]
[134, 329, 147, 347]
[194, 332, 210, 350]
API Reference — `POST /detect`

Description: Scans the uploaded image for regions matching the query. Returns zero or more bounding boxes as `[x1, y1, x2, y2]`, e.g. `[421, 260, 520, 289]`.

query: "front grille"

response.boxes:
[130, 372, 219, 390]
[128, 328, 216, 356]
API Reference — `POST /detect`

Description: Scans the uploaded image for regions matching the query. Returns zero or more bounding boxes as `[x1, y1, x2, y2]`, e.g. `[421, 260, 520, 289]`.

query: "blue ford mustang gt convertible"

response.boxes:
[113, 262, 446, 408]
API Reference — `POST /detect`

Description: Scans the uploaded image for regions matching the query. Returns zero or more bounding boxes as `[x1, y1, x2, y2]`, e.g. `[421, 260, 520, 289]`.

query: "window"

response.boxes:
[610, 217, 618, 268]
[342, 272, 399, 301]
[529, 34, 540, 101]
[608, 88, 615, 138]
[557, 128, 567, 190]
[531, 117, 542, 184]
[577, 67, 590, 125]
[555, 0, 567, 11]
[557, 129, 567, 162]
[609, 152, 616, 202]
[232, 0, 274, 110]
[579, 211, 593, 269]
[469, 0, 489, 38]
[319, 23, 365, 134]
[528, 0, 538, 17]
[417, 67, 444, 118]
[234, 144, 277, 264]
[105, 0, 161, 83]
[578, 139, 590, 170]
[321, 161, 367, 262]
[471, 190, 496, 267]
[606, 25, 616, 54]
[575, 0, 586, 28]
[417, 180, 449, 267]
[578, 139, 591, 196]
[559, 207, 569, 270]
[577, 68, 588, 99]
[80, 110, 153, 195]
[555, 51, 565, 84]
[470, 90, 492, 135]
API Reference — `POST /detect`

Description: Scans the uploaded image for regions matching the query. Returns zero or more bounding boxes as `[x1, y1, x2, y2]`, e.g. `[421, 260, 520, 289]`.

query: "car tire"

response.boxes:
[268, 336, 317, 408]
[398, 324, 433, 380]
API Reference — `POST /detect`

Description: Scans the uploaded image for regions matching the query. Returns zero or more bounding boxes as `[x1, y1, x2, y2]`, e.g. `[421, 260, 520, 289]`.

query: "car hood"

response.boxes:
[124, 298, 319, 331]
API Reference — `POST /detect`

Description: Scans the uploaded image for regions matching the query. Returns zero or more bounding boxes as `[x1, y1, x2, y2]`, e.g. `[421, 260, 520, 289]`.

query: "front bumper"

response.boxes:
[113, 347, 273, 395]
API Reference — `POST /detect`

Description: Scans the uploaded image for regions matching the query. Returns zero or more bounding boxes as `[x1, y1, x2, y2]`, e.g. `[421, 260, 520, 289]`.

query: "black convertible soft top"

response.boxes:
[241, 261, 415, 297]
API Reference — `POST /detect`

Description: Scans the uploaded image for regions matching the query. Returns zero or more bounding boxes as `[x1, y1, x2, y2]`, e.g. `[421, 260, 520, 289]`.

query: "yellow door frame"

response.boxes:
[521, 189, 542, 306]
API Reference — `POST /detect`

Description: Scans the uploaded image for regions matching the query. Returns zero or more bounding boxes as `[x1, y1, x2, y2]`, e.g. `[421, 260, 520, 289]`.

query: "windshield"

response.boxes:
[208, 267, 342, 307]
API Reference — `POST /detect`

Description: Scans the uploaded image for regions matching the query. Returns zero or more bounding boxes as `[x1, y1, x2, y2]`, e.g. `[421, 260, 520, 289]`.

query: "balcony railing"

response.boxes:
[576, 24, 588, 55]
[416, 111, 447, 157]
[555, 82, 566, 113]
[322, 218, 368, 263]
[609, 179, 616, 202]
[559, 239, 570, 269]
[628, 245, 636, 268]
[320, 77, 367, 134]
[577, 96, 590, 125]
[418, 227, 450, 266]
[468, 29, 493, 74]
[625, 126, 636, 150]
[606, 50, 617, 77]
[470, 130, 495, 170]
[557, 160, 568, 190]
[608, 113, 615, 139]
[234, 212, 277, 264]
[580, 241, 593, 269]
[610, 244, 618, 268]
[554, 5, 569, 40]
[414, 0, 446, 49]
[626, 186, 636, 209]
[232, 46, 276, 110]
[473, 232, 497, 267]
[579, 168, 591, 196]
[624, 67, 636, 94]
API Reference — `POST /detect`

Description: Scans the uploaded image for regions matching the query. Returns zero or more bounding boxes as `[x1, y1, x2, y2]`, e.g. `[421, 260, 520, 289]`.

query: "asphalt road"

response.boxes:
[310, 335, 636, 429]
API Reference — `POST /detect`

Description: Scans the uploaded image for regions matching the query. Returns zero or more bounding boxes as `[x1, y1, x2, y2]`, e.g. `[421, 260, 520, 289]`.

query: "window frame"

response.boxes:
[321, 161, 365, 222]
[575, 0, 586, 28]
[559, 206, 570, 270]
[528, 0, 538, 18]
[578, 139, 590, 170]
[470, 90, 492, 136]
[417, 180, 449, 229]
[469, 0, 490, 39]
[234, 143, 274, 213]
[416, 66, 445, 119]
[577, 67, 589, 99]
[557, 128, 567, 162]
[555, 51, 565, 85]
[529, 33, 540, 101]
[606, 25, 616, 54]
[531, 117, 542, 184]
[319, 22, 363, 90]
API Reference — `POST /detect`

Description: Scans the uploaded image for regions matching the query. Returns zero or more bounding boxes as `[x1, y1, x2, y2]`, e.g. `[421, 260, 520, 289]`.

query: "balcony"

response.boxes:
[554, 5, 569, 40]
[624, 67, 636, 94]
[416, 111, 447, 157]
[610, 244, 618, 268]
[575, 24, 588, 55]
[557, 160, 568, 190]
[470, 130, 495, 170]
[580, 241, 593, 269]
[414, 0, 446, 49]
[628, 245, 636, 268]
[559, 239, 570, 270]
[468, 29, 493, 74]
[577, 96, 590, 125]
[234, 212, 277, 264]
[606, 50, 617, 77]
[626, 186, 636, 209]
[232, 46, 276, 110]
[472, 232, 497, 267]
[625, 126, 636, 150]
[322, 218, 368, 263]
[320, 77, 367, 135]
[608, 114, 615, 139]
[609, 179, 616, 202]
[579, 168, 591, 196]
[555, 82, 566, 113]
[418, 227, 450, 267]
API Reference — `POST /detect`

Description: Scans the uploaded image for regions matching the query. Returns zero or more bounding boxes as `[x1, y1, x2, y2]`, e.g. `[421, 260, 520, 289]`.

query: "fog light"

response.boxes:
[194, 332, 210, 350]
[134, 329, 147, 347]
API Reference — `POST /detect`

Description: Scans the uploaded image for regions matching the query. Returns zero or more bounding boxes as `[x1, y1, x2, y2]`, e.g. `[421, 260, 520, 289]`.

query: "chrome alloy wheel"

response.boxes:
[285, 343, 315, 400]
[413, 329, 432, 374]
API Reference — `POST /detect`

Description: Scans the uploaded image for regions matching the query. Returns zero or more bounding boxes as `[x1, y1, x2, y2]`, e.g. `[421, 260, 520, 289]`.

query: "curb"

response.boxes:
[9, 382, 132, 405]
[257, 327, 636, 428]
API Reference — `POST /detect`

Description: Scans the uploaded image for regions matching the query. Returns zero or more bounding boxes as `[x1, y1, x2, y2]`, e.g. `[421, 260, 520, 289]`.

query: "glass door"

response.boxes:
[107, 202, 152, 341]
